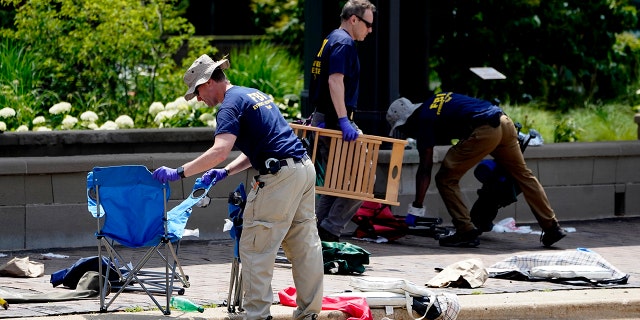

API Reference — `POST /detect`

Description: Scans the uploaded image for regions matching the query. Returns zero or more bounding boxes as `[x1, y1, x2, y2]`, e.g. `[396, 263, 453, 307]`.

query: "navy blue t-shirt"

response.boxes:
[309, 28, 360, 126]
[402, 92, 504, 149]
[215, 86, 306, 169]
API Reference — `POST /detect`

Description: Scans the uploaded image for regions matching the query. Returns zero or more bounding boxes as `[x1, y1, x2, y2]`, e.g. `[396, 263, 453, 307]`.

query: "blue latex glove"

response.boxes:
[338, 117, 358, 141]
[152, 166, 180, 183]
[317, 122, 326, 129]
[202, 168, 228, 186]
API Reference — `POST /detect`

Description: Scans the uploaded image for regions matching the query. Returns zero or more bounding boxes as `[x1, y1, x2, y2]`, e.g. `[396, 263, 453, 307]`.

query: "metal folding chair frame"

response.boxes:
[226, 184, 246, 313]
[89, 166, 191, 315]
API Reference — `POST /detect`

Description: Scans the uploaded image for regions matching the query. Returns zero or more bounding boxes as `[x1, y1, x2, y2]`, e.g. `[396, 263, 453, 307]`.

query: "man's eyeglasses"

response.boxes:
[194, 84, 202, 97]
[354, 15, 373, 29]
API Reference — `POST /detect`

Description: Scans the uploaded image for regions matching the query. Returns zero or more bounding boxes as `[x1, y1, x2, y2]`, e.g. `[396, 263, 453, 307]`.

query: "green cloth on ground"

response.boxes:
[322, 241, 370, 275]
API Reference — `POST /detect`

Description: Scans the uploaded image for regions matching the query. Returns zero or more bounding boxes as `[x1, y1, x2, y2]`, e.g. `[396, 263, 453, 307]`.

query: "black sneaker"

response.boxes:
[318, 226, 340, 242]
[439, 228, 480, 247]
[474, 222, 494, 234]
[541, 226, 567, 247]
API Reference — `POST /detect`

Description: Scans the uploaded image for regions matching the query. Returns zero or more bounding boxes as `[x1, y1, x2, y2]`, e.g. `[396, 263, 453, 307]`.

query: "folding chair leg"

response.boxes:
[227, 260, 236, 313]
[166, 242, 190, 288]
[227, 257, 243, 313]
[97, 239, 189, 315]
[233, 270, 243, 311]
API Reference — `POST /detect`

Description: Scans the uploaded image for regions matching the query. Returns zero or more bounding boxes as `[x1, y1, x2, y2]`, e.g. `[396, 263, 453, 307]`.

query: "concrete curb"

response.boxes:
[455, 288, 640, 319]
[24, 288, 640, 320]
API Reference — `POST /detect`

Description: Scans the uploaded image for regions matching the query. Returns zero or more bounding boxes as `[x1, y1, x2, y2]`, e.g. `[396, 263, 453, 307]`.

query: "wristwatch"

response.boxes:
[177, 166, 185, 179]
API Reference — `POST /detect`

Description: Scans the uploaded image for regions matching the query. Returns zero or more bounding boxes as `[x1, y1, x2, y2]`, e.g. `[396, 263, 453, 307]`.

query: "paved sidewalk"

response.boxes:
[1, 217, 639, 319]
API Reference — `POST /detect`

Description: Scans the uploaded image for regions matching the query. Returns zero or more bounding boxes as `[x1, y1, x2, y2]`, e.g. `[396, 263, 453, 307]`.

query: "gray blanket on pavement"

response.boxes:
[0, 271, 100, 303]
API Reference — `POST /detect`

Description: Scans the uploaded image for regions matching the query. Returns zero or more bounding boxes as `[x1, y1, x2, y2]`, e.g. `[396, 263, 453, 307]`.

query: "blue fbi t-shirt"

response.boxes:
[215, 86, 306, 169]
[309, 28, 360, 121]
[404, 92, 504, 149]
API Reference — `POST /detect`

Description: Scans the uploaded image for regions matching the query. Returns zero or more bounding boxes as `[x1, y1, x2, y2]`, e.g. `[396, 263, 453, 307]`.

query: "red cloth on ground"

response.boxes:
[278, 286, 372, 320]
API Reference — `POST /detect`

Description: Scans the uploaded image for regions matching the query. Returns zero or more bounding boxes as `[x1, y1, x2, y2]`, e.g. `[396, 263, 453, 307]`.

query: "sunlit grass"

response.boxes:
[502, 102, 637, 143]
[124, 305, 147, 312]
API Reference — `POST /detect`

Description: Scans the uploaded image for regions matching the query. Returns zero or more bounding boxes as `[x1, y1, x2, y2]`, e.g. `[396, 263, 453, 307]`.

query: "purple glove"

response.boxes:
[152, 166, 180, 183]
[202, 168, 228, 185]
[338, 117, 358, 141]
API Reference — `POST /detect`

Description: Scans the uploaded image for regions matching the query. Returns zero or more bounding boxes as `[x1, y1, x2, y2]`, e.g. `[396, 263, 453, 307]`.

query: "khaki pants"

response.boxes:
[435, 115, 559, 233]
[240, 158, 324, 320]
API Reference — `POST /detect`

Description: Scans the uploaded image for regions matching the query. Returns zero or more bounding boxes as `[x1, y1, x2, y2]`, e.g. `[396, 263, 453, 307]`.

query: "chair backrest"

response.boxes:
[289, 123, 407, 206]
[87, 165, 170, 248]
[227, 183, 246, 258]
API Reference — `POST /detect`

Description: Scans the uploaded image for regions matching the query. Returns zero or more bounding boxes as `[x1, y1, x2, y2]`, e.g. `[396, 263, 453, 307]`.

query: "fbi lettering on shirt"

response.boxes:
[248, 92, 273, 110]
[429, 92, 453, 115]
[311, 39, 328, 78]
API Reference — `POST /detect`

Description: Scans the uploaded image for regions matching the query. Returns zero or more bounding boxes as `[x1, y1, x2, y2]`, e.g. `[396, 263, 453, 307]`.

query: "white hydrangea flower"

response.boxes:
[115, 115, 134, 128]
[165, 100, 178, 111]
[61, 115, 78, 129]
[154, 111, 168, 124]
[0, 107, 16, 118]
[206, 119, 217, 128]
[80, 111, 99, 122]
[16, 125, 29, 132]
[199, 113, 215, 122]
[87, 123, 99, 130]
[153, 110, 178, 125]
[32, 116, 46, 125]
[186, 98, 198, 107]
[49, 102, 72, 115]
[186, 98, 208, 109]
[148, 102, 164, 116]
[174, 96, 188, 105]
[36, 126, 52, 131]
[99, 121, 118, 130]
[0, 121, 6, 131]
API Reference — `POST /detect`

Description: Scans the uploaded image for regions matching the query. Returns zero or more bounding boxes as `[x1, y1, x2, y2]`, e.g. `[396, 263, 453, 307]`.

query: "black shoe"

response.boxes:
[475, 222, 494, 234]
[318, 226, 339, 242]
[439, 228, 480, 247]
[541, 226, 567, 247]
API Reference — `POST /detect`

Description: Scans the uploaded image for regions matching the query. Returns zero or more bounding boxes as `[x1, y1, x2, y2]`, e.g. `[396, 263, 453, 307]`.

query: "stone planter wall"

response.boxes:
[1, 129, 640, 251]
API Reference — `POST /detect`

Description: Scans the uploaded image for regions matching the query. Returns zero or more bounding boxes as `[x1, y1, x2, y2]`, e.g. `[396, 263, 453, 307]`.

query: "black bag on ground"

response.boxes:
[50, 256, 124, 289]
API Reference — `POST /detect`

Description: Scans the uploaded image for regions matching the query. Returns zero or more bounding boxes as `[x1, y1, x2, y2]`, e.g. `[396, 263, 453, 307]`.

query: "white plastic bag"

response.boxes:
[492, 217, 531, 233]
[347, 276, 460, 320]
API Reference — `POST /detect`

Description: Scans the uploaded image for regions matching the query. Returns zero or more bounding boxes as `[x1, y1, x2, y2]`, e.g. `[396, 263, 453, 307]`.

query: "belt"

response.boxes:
[472, 112, 503, 129]
[259, 154, 310, 175]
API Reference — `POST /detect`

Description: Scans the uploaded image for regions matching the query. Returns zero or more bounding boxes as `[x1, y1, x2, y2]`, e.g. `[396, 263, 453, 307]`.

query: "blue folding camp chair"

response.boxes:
[87, 165, 212, 315]
[226, 183, 246, 313]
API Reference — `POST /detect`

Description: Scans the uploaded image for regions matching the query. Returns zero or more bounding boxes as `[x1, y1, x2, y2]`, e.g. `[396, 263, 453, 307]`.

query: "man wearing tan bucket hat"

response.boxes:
[386, 93, 566, 248]
[152, 54, 324, 320]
